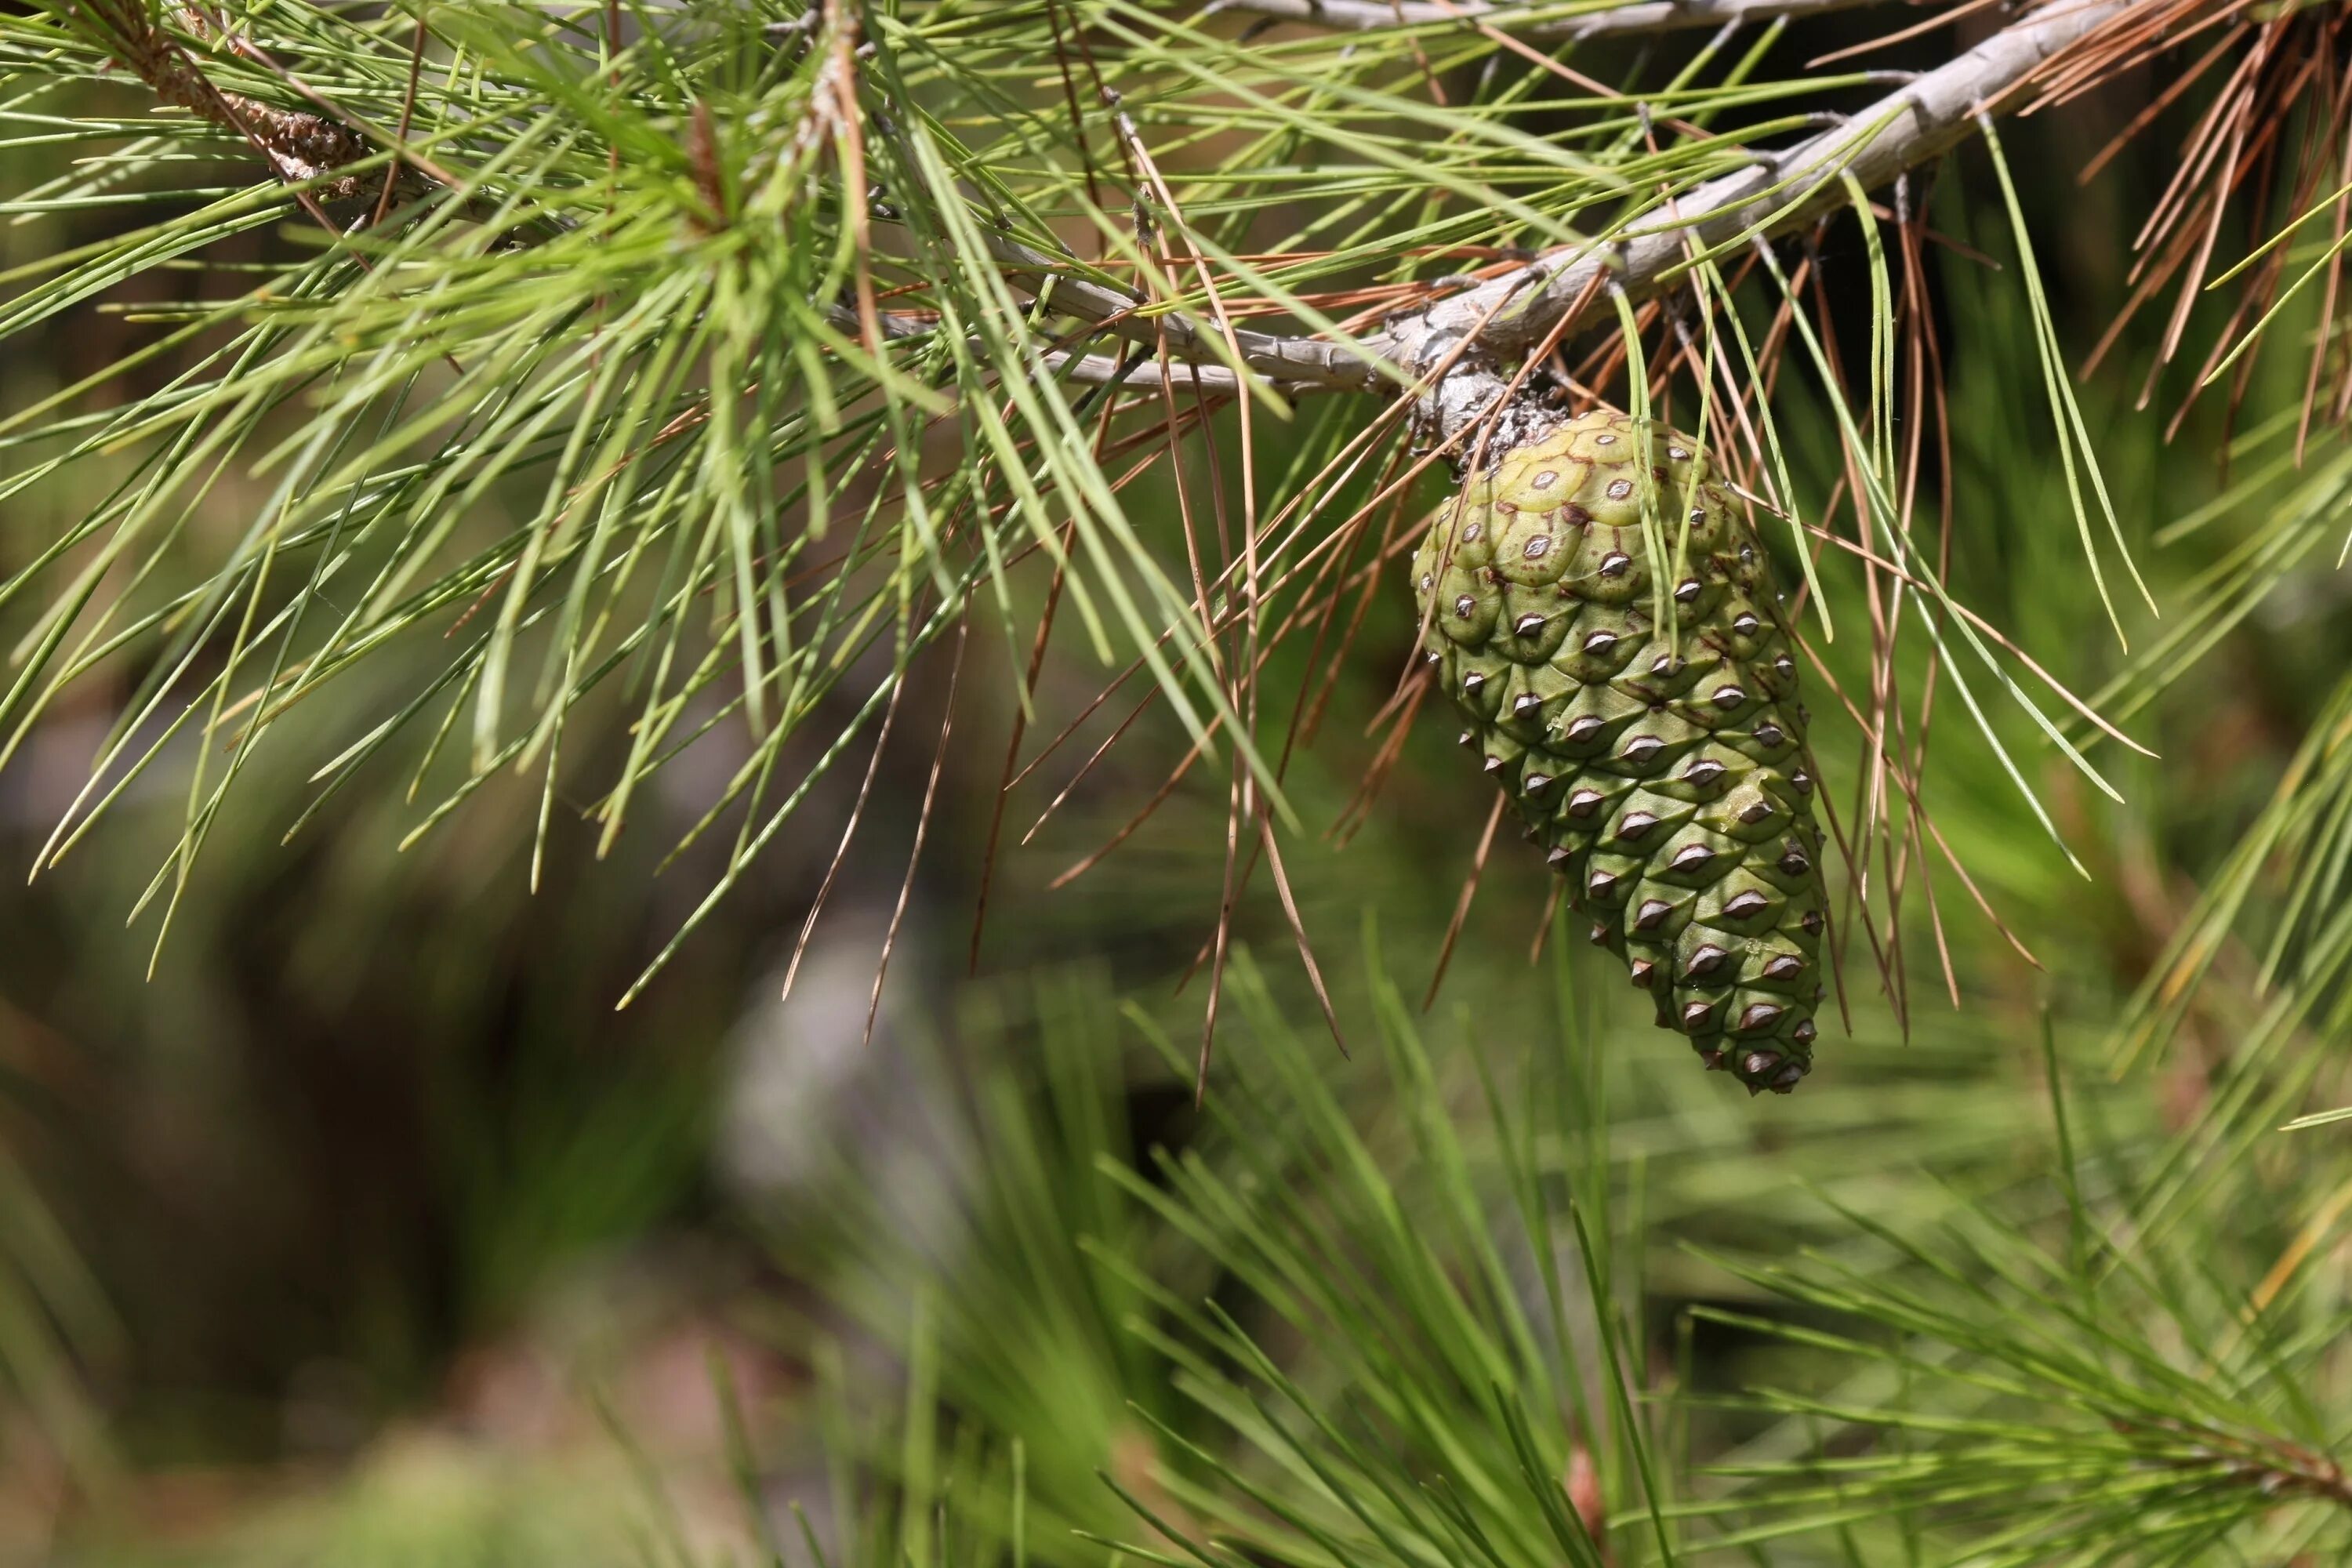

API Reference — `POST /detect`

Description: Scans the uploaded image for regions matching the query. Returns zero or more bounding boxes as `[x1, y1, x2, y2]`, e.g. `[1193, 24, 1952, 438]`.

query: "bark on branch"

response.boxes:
[93, 1, 383, 201]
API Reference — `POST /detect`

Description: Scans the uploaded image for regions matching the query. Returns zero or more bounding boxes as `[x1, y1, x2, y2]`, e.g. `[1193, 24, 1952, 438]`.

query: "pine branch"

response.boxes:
[1205, 0, 1886, 42]
[72, 0, 2145, 424]
[1034, 0, 2141, 425]
[77, 0, 381, 199]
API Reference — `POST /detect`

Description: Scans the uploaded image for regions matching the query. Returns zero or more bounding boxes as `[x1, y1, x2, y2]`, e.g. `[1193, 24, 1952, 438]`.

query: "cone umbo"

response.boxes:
[1410, 409, 1826, 1094]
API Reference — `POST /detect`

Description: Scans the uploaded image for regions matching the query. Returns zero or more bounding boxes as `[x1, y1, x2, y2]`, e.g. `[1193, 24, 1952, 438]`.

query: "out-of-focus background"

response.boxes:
[0, 8, 2345, 1564]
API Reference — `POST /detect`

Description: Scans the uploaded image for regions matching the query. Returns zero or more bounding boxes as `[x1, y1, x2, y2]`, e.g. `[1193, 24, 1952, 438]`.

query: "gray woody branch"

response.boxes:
[1027, 0, 2136, 408]
[118, 0, 2143, 419]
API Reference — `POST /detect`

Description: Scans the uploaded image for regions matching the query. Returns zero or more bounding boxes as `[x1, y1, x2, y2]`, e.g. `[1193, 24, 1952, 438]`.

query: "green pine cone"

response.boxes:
[1410, 409, 1826, 1094]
